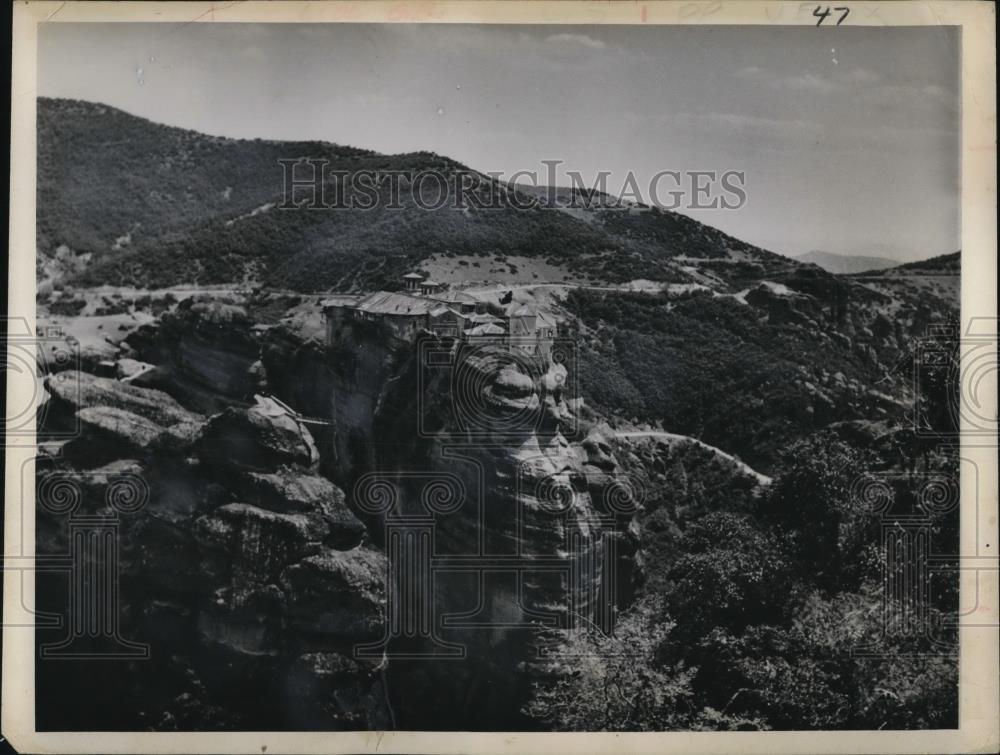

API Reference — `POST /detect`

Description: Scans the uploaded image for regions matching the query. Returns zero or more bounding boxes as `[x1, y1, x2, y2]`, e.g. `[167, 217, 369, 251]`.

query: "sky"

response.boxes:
[38, 23, 961, 262]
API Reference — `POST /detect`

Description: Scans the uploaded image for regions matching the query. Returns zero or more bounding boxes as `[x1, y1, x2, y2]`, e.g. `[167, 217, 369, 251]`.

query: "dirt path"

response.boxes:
[465, 281, 665, 295]
[614, 430, 772, 486]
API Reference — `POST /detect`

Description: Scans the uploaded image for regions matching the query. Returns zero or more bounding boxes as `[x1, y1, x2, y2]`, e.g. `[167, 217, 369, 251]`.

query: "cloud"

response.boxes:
[781, 73, 844, 94]
[734, 64, 955, 110]
[660, 111, 824, 140]
[735, 66, 764, 80]
[843, 68, 881, 84]
[736, 66, 844, 93]
[544, 33, 607, 50]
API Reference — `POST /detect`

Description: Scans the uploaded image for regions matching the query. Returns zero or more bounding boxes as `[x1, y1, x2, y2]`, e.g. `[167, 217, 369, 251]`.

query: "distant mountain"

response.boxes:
[794, 250, 898, 275]
[38, 97, 797, 292]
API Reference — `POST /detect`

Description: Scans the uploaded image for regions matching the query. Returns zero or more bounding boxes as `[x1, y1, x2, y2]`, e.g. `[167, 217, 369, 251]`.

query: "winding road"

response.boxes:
[614, 430, 772, 486]
[465, 281, 668, 296]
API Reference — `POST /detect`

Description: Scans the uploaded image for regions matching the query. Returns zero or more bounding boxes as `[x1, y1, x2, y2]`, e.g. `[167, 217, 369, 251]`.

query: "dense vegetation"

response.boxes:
[526, 278, 961, 731]
[563, 284, 917, 471]
[528, 426, 959, 730]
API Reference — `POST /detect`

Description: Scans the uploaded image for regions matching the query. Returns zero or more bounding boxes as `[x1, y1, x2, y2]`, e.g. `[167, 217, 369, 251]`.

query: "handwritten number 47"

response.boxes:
[814, 6, 850, 25]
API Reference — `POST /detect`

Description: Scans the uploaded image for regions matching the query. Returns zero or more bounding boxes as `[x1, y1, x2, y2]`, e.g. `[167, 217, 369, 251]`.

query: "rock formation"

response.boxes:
[37, 374, 391, 730]
[262, 323, 642, 729]
[37, 304, 642, 730]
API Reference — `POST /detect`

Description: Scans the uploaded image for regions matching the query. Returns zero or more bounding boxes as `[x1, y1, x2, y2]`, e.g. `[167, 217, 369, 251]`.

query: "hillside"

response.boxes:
[794, 250, 898, 275]
[853, 251, 961, 276]
[39, 97, 793, 292]
[845, 251, 960, 320]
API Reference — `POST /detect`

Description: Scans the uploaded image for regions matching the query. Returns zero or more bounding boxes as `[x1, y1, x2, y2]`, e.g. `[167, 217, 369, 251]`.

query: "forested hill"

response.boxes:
[852, 251, 961, 277]
[39, 97, 795, 292]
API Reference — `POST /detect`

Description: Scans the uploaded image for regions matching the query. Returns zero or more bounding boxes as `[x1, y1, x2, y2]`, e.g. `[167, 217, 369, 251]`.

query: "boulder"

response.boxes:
[280, 545, 386, 641]
[76, 406, 201, 454]
[44, 370, 202, 428]
[582, 428, 617, 472]
[489, 363, 539, 412]
[125, 513, 215, 595]
[744, 284, 816, 326]
[76, 406, 165, 450]
[155, 301, 262, 398]
[195, 503, 328, 585]
[237, 467, 366, 548]
[115, 357, 155, 381]
[539, 362, 574, 434]
[198, 400, 319, 472]
[196, 584, 285, 656]
[457, 349, 541, 423]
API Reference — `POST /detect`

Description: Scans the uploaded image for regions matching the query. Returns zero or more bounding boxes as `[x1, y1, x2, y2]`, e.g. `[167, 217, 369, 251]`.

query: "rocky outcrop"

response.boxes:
[196, 503, 328, 581]
[45, 370, 202, 428]
[235, 466, 366, 548]
[281, 546, 387, 640]
[40, 309, 642, 730]
[197, 399, 320, 471]
[42, 371, 204, 460]
[77, 405, 202, 452]
[260, 325, 642, 728]
[154, 298, 263, 397]
[37, 373, 390, 730]
[745, 282, 824, 327]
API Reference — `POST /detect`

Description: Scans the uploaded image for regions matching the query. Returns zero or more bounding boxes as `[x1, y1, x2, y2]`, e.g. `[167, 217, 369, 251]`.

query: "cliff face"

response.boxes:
[262, 319, 641, 728]
[37, 303, 640, 730]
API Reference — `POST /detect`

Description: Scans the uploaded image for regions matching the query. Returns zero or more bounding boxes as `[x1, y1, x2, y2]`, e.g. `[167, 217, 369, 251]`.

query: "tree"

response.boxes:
[761, 435, 883, 591]
[523, 596, 765, 731]
[665, 511, 792, 643]
[694, 586, 957, 729]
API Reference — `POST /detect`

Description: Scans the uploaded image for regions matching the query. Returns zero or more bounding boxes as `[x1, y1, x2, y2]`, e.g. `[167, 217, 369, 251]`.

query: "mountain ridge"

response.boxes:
[39, 96, 797, 292]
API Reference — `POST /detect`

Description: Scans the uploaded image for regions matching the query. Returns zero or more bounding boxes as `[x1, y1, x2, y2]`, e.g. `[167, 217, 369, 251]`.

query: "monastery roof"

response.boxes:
[467, 323, 506, 336]
[354, 291, 442, 316]
[509, 304, 556, 326]
[321, 295, 363, 308]
[436, 290, 478, 304]
[402, 272, 425, 280]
